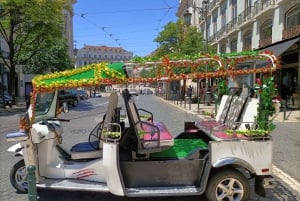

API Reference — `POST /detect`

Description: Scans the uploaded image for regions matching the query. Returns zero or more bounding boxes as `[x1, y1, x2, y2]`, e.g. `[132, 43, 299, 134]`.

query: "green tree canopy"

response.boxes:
[21, 37, 73, 74]
[153, 20, 210, 58]
[0, 0, 71, 97]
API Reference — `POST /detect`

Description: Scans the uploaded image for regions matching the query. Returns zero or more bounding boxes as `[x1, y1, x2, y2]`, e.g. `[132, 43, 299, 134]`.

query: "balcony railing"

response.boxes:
[238, 6, 255, 26]
[283, 25, 300, 40]
[254, 0, 276, 16]
[259, 36, 272, 48]
[226, 17, 238, 34]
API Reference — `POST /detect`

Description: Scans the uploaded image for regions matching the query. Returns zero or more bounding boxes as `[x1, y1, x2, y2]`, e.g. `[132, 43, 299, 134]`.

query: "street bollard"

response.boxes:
[282, 100, 287, 120]
[27, 165, 37, 201]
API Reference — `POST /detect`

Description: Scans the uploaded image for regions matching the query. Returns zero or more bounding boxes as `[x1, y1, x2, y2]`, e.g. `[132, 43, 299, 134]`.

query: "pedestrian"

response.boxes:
[187, 85, 193, 99]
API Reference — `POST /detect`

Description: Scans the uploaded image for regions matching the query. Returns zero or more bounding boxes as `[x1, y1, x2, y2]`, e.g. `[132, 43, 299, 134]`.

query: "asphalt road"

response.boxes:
[0, 94, 299, 201]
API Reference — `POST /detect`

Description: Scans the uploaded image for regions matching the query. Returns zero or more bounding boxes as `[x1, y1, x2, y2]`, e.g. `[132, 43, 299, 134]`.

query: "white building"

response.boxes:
[177, 0, 300, 108]
[75, 45, 133, 68]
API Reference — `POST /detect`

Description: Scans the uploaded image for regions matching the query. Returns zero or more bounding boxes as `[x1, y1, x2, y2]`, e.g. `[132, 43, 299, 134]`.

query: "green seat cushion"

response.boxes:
[150, 139, 208, 158]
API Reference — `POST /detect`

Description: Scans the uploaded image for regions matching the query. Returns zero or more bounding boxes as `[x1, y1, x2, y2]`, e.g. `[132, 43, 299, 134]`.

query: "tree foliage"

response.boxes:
[21, 37, 73, 74]
[0, 0, 71, 97]
[153, 20, 209, 58]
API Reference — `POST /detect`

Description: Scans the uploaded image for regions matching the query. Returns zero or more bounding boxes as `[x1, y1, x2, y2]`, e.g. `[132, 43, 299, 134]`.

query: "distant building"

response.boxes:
[177, 0, 300, 108]
[75, 45, 133, 68]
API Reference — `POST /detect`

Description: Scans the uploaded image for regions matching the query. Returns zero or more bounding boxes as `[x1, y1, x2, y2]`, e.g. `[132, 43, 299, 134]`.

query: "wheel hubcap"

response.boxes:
[15, 166, 27, 188]
[216, 178, 244, 201]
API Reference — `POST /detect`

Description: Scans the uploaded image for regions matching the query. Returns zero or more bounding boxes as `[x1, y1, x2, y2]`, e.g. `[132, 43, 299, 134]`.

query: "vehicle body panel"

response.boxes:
[210, 140, 273, 175]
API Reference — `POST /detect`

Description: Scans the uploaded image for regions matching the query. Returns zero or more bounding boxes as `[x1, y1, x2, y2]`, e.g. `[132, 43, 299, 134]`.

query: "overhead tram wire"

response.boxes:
[75, 5, 177, 49]
[76, 14, 122, 47]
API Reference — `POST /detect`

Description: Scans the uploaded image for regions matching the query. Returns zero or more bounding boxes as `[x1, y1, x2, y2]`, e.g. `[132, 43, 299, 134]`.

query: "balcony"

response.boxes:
[226, 18, 239, 35]
[209, 0, 219, 13]
[214, 26, 227, 42]
[283, 25, 300, 40]
[254, 0, 276, 18]
[238, 6, 255, 27]
[259, 36, 272, 48]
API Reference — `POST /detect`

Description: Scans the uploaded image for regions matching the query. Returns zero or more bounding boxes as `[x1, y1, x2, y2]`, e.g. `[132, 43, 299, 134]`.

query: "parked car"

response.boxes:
[77, 90, 89, 100]
[59, 90, 79, 107]
[129, 89, 138, 96]
[0, 94, 13, 108]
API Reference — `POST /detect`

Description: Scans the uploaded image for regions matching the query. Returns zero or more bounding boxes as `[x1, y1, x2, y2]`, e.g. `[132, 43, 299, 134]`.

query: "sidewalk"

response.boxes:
[0, 102, 27, 116]
[161, 99, 300, 122]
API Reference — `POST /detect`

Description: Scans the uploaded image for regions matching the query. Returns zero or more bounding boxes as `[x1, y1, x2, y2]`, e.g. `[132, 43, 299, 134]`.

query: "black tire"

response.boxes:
[205, 168, 250, 201]
[10, 160, 27, 193]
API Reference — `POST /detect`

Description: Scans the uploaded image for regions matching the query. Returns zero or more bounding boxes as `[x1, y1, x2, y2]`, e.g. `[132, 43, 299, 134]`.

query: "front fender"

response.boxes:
[7, 143, 23, 156]
[212, 157, 255, 174]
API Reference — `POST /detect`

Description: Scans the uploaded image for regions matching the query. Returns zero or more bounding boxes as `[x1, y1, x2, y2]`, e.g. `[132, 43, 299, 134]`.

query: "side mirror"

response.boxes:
[62, 102, 69, 113]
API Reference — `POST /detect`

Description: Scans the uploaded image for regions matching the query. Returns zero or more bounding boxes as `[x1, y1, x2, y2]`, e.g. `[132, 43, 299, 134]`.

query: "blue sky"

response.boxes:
[73, 0, 179, 57]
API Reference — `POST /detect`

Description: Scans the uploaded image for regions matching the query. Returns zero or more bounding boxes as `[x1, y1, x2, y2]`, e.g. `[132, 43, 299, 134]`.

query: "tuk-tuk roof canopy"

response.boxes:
[32, 62, 127, 92]
[32, 51, 280, 93]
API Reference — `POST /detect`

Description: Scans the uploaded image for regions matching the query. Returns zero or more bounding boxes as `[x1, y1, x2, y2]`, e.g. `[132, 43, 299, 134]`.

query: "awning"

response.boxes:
[261, 37, 300, 56]
[256, 37, 300, 67]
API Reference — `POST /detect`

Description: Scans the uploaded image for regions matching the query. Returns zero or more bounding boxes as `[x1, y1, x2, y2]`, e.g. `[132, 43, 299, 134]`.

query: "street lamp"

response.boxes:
[183, 0, 210, 106]
[73, 42, 78, 68]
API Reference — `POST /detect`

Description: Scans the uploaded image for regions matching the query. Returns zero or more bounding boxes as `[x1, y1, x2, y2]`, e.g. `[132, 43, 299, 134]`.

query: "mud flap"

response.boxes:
[255, 175, 266, 197]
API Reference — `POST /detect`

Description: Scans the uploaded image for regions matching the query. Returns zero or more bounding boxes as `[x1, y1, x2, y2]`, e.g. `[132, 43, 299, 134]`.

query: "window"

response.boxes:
[213, 12, 218, 35]
[230, 38, 237, 52]
[260, 19, 272, 39]
[243, 30, 252, 50]
[245, 0, 252, 8]
[231, 0, 237, 21]
[220, 2, 227, 28]
[220, 43, 227, 53]
[286, 5, 300, 29]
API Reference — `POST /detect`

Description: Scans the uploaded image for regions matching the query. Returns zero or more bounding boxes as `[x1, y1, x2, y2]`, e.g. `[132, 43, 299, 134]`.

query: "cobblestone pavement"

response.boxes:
[0, 95, 300, 201]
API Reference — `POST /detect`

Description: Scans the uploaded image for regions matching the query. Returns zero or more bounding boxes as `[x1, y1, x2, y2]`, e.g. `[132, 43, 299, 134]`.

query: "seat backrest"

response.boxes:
[238, 98, 259, 130]
[224, 96, 248, 128]
[216, 95, 233, 123]
[103, 92, 119, 127]
[127, 96, 143, 133]
[99, 92, 118, 147]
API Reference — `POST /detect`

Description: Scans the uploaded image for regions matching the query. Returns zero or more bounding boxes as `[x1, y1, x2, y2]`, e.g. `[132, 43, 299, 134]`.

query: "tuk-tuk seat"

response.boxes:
[196, 95, 247, 133]
[69, 92, 118, 160]
[211, 97, 259, 140]
[123, 89, 174, 155]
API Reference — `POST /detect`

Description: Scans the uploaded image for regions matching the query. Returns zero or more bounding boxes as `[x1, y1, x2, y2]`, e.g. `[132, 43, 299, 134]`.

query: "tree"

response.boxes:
[0, 0, 69, 99]
[21, 37, 73, 74]
[153, 20, 208, 100]
[153, 20, 207, 58]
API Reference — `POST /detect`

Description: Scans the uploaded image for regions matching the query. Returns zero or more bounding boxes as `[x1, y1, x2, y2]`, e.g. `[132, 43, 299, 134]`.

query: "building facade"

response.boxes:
[177, 0, 300, 108]
[75, 45, 133, 68]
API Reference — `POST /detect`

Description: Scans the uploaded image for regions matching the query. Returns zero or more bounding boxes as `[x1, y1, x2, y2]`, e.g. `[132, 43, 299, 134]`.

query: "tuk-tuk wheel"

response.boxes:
[10, 159, 28, 193]
[205, 168, 250, 201]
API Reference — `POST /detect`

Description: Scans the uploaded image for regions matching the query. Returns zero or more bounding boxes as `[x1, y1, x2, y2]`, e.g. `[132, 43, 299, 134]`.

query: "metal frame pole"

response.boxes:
[203, 1, 210, 106]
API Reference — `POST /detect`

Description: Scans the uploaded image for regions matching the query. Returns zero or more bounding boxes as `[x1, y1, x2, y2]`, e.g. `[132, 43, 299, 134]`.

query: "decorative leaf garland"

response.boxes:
[255, 76, 277, 132]
[125, 51, 280, 83]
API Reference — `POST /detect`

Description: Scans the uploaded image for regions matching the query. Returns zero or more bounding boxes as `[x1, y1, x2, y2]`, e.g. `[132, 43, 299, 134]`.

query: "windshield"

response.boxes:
[35, 92, 55, 116]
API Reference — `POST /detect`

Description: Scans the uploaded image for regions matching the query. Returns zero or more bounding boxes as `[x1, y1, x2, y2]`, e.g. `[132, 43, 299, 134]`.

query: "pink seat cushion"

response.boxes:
[213, 131, 249, 140]
[142, 121, 173, 141]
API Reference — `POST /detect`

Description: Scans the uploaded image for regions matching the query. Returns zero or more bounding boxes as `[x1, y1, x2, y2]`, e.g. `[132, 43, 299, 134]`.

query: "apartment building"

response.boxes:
[75, 45, 133, 68]
[177, 0, 300, 108]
